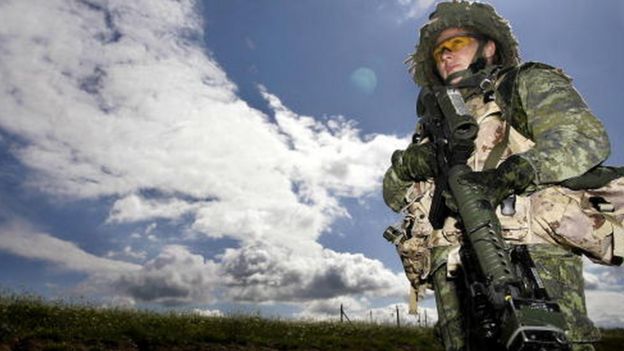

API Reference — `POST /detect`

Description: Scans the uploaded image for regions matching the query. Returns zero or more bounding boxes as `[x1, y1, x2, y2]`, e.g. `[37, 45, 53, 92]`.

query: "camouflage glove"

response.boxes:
[458, 155, 535, 208]
[561, 166, 624, 190]
[391, 143, 437, 182]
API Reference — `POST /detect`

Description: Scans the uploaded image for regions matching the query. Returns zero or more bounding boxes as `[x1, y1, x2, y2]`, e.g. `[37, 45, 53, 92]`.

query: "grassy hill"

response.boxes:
[0, 294, 440, 350]
[1, 294, 623, 350]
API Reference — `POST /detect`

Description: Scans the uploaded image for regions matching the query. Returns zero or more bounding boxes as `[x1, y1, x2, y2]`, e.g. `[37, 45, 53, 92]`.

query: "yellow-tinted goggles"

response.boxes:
[432, 35, 476, 64]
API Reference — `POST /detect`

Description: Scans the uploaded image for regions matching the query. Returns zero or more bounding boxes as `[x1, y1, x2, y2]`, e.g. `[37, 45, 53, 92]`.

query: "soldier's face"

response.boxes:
[434, 27, 496, 85]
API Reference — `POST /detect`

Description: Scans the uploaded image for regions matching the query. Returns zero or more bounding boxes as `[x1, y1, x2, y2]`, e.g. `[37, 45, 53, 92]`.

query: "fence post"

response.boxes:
[339, 304, 352, 324]
[396, 305, 400, 327]
[340, 304, 343, 323]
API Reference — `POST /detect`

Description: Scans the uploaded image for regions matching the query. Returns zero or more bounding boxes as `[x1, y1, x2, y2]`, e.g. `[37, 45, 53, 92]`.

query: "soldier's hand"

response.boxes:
[458, 155, 535, 208]
[391, 142, 437, 181]
[562, 166, 624, 190]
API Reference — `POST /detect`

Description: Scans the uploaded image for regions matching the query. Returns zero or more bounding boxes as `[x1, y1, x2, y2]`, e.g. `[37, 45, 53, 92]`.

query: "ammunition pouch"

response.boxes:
[532, 177, 624, 266]
[383, 212, 432, 314]
[397, 235, 431, 292]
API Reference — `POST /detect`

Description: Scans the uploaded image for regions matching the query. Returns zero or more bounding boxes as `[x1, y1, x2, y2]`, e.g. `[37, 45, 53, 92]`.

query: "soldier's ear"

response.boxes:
[484, 40, 496, 64]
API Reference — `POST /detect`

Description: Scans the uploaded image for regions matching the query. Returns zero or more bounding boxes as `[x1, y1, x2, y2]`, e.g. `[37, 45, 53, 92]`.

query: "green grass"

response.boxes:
[2, 294, 624, 351]
[597, 328, 624, 351]
[0, 294, 441, 350]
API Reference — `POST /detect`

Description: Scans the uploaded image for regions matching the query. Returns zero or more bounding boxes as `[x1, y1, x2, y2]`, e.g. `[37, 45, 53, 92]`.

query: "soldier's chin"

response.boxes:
[448, 75, 464, 86]
[443, 68, 464, 85]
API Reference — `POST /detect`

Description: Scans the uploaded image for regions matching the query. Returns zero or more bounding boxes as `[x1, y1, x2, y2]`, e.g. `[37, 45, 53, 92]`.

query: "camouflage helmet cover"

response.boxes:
[407, 1, 520, 86]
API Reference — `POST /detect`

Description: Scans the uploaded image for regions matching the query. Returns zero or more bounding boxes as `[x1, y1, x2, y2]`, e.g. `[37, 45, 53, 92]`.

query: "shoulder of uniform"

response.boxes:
[494, 62, 571, 106]
[517, 61, 558, 72]
[497, 61, 566, 79]
[514, 61, 572, 84]
[496, 61, 556, 81]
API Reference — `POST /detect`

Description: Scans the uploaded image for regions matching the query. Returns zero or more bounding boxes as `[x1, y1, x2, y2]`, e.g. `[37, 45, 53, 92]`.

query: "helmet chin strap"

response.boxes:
[443, 68, 472, 85]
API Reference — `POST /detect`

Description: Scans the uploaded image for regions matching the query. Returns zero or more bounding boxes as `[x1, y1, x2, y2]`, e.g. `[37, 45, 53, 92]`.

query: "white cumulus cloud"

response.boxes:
[116, 245, 219, 305]
[397, 0, 437, 20]
[0, 219, 140, 275]
[220, 241, 408, 303]
[0, 0, 407, 309]
[586, 290, 624, 328]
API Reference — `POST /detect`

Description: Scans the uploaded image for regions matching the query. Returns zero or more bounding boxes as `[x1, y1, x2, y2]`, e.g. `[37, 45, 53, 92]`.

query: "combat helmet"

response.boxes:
[407, 1, 520, 86]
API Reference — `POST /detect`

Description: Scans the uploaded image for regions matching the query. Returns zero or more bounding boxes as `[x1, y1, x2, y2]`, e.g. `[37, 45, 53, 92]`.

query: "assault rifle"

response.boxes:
[418, 86, 571, 351]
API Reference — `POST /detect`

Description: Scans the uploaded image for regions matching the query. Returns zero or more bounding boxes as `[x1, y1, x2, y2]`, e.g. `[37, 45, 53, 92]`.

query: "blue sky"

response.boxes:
[1, 0, 623, 326]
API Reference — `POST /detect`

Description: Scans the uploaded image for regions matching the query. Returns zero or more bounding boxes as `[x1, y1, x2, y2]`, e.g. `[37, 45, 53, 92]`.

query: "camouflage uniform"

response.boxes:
[383, 2, 624, 350]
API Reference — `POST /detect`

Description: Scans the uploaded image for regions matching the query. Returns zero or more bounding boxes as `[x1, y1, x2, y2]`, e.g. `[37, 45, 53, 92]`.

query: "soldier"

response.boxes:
[383, 2, 624, 351]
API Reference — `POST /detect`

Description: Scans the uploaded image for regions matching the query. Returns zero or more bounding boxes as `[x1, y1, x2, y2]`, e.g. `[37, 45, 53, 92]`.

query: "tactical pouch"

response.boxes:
[532, 178, 624, 266]
[385, 202, 433, 314]
[397, 235, 431, 291]
[396, 229, 431, 314]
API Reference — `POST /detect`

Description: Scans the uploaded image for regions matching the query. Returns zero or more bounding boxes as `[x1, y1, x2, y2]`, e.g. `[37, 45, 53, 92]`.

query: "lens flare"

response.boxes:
[350, 67, 377, 95]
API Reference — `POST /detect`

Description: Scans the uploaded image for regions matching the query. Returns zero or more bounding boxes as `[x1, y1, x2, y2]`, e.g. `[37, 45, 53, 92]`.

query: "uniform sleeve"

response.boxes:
[515, 67, 610, 184]
[382, 166, 413, 212]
